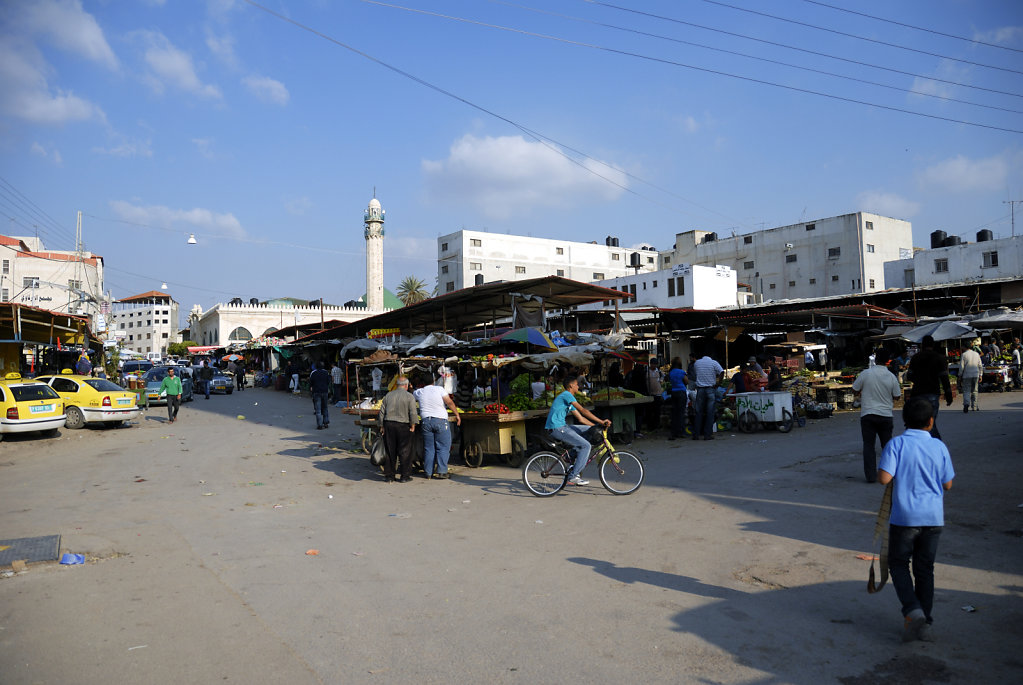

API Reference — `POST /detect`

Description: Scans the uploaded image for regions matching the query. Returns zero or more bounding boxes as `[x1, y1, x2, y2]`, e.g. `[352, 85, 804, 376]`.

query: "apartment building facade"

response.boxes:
[108, 291, 180, 357]
[0, 234, 105, 324]
[883, 232, 1022, 288]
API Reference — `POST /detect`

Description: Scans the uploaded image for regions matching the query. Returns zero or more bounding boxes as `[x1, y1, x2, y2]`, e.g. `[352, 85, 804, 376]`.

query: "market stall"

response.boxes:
[733, 391, 795, 433]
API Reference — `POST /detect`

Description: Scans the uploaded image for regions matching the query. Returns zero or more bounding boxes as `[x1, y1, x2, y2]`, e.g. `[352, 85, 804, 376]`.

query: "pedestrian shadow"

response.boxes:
[312, 455, 383, 482]
[567, 557, 740, 599]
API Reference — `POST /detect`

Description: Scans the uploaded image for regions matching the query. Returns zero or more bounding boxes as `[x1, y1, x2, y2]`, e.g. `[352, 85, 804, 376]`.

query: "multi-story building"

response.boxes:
[883, 231, 1022, 288]
[0, 234, 105, 324]
[108, 291, 180, 357]
[658, 212, 912, 301]
[436, 230, 658, 293]
[578, 264, 740, 312]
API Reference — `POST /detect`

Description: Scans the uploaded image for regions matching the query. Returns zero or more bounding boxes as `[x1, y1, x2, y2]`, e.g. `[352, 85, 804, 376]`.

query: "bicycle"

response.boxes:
[521, 427, 645, 497]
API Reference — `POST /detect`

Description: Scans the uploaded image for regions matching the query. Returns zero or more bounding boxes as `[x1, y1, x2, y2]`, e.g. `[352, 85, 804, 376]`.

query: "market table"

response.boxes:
[458, 409, 548, 467]
[591, 396, 653, 443]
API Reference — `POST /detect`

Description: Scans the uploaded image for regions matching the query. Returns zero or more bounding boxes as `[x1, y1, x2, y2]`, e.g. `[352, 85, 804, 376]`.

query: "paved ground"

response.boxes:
[1, 386, 1021, 684]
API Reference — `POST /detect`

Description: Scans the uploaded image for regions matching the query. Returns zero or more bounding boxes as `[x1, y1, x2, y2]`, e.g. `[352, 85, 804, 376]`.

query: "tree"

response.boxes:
[396, 276, 430, 307]
[168, 340, 197, 357]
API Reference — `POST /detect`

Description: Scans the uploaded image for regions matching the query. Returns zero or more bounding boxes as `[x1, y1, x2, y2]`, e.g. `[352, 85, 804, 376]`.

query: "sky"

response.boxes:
[1, 0, 1021, 321]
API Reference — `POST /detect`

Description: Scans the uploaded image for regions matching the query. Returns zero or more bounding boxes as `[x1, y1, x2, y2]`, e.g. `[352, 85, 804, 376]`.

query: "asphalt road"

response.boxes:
[1, 386, 1021, 684]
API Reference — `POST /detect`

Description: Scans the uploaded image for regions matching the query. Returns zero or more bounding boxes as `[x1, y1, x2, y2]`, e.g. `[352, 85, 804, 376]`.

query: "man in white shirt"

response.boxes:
[958, 343, 984, 412]
[413, 376, 461, 479]
[692, 350, 724, 440]
[852, 349, 903, 483]
[371, 367, 383, 399]
[1012, 342, 1021, 390]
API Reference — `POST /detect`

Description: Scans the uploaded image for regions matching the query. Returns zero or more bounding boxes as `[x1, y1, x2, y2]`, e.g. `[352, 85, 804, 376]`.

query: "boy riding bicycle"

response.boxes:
[545, 375, 611, 486]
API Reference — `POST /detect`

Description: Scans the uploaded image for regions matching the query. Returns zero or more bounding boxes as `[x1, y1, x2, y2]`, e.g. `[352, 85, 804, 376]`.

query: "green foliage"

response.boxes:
[396, 276, 430, 307]
[168, 340, 197, 357]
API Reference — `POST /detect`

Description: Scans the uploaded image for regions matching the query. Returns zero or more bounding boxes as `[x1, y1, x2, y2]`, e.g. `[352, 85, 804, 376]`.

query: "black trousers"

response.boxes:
[167, 395, 180, 421]
[383, 420, 414, 479]
[860, 413, 893, 482]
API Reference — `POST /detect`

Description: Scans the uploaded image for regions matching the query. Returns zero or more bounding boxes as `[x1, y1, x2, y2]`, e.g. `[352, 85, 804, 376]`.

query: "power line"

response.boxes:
[494, 0, 1023, 115]
[798, 0, 1023, 54]
[693, 0, 1023, 75]
[357, 0, 1023, 134]
[0, 177, 78, 247]
[578, 1, 1023, 100]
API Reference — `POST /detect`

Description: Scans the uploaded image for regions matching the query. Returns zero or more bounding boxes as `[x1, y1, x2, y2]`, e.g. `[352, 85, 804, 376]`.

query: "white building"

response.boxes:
[436, 230, 658, 293]
[189, 299, 385, 346]
[883, 232, 1023, 288]
[578, 264, 739, 312]
[108, 290, 180, 356]
[0, 234, 105, 325]
[659, 212, 912, 301]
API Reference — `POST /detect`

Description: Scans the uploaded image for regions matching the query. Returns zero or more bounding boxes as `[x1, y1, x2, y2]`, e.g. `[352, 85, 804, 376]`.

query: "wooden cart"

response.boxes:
[590, 396, 652, 443]
[458, 409, 548, 467]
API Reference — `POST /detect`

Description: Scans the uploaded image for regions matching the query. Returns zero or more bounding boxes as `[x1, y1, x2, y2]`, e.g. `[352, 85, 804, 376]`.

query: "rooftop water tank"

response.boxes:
[943, 235, 961, 247]
[977, 229, 993, 242]
[930, 230, 947, 249]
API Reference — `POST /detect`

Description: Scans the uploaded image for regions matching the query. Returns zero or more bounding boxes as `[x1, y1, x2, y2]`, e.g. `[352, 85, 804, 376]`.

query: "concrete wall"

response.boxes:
[659, 212, 912, 301]
[1, 237, 105, 324]
[436, 230, 657, 293]
[579, 264, 738, 311]
[190, 302, 384, 346]
[884, 234, 1023, 287]
[109, 299, 180, 356]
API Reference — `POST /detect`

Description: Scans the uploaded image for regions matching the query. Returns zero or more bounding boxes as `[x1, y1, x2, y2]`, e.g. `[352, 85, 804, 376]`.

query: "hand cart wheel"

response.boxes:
[777, 408, 794, 433]
[463, 441, 484, 468]
[506, 435, 527, 468]
[737, 410, 759, 433]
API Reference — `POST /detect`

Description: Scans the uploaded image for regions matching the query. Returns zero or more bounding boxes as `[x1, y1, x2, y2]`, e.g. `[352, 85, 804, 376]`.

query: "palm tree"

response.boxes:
[397, 276, 430, 306]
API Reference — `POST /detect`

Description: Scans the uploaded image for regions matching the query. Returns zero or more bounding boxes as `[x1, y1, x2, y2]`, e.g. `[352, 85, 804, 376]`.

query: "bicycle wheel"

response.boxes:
[599, 450, 644, 495]
[522, 452, 567, 497]
[777, 408, 794, 433]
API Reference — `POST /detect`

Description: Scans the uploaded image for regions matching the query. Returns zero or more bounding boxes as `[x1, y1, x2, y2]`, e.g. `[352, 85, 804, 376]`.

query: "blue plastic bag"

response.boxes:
[60, 553, 85, 565]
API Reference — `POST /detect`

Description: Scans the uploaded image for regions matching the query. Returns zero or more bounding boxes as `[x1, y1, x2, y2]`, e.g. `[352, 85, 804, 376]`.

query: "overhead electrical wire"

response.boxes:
[799, 0, 1023, 55]
[0, 177, 78, 248]
[574, 1, 1023, 100]
[493, 0, 1023, 115]
[356, 0, 1023, 135]
[241, 0, 753, 230]
[690, 0, 1023, 75]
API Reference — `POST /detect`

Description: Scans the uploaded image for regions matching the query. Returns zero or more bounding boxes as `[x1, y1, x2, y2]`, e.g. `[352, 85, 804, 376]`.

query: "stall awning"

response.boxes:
[187, 346, 219, 354]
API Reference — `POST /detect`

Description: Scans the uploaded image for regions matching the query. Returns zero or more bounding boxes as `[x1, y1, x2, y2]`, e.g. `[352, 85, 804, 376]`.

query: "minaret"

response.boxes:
[364, 194, 385, 312]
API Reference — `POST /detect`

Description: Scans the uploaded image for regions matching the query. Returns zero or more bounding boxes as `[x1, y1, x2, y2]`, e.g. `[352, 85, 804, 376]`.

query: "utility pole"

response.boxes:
[1004, 200, 1022, 237]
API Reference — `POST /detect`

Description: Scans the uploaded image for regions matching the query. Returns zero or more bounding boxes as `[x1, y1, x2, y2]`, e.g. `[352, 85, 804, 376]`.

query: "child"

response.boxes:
[877, 396, 955, 642]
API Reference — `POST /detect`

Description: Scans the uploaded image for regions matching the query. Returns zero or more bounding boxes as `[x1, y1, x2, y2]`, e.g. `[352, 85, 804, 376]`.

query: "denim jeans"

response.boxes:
[203, 379, 211, 399]
[670, 390, 686, 437]
[889, 524, 942, 621]
[960, 376, 979, 410]
[916, 393, 943, 440]
[695, 387, 716, 438]
[312, 392, 329, 428]
[860, 414, 893, 482]
[551, 425, 591, 478]
[421, 416, 452, 476]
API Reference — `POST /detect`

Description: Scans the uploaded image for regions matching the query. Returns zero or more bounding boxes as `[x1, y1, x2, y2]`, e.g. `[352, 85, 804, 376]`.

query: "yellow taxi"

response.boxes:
[35, 370, 141, 429]
[0, 372, 65, 439]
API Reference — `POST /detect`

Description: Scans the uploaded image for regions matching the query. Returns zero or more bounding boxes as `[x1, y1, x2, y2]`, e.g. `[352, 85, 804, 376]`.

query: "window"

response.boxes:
[162, 332, 169, 338]
[642, 282, 646, 290]
[647, 256, 654, 264]
[67, 280, 82, 290]
[441, 265, 449, 274]
[146, 320, 151, 326]
[147, 333, 151, 339]
[809, 278, 816, 285]
[515, 265, 526, 274]
[2, 259, 8, 274]
[556, 269, 564, 277]
[934, 258, 949, 273]
[788, 281, 796, 287]
[629, 284, 637, 302]
[785, 254, 797, 263]
[129, 335, 133, 341]
[676, 277, 685, 296]
[667, 279, 675, 297]
[663, 256, 671, 265]
[865, 221, 874, 230]
[743, 261, 755, 270]
[652, 280, 657, 288]
[441, 242, 448, 252]
[866, 244, 875, 253]
[769, 283, 776, 290]
[982, 251, 999, 268]
[128, 322, 133, 328]
[805, 223, 816, 231]
[593, 272, 604, 280]
[556, 247, 564, 255]
[611, 253, 620, 261]
[827, 247, 841, 259]
[743, 236, 752, 244]
[469, 262, 482, 271]
[470, 238, 482, 247]
[23, 276, 38, 288]
[1, 288, 8, 301]
[869, 279, 875, 288]
[446, 282, 455, 292]
[831, 275, 839, 282]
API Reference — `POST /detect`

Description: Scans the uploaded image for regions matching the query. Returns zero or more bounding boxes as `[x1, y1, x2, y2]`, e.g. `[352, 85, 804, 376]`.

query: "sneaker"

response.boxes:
[917, 622, 935, 642]
[567, 476, 589, 486]
[963, 405, 969, 414]
[902, 610, 926, 642]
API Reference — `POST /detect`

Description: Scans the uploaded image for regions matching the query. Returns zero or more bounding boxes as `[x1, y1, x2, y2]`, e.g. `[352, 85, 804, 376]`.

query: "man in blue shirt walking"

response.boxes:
[878, 396, 955, 643]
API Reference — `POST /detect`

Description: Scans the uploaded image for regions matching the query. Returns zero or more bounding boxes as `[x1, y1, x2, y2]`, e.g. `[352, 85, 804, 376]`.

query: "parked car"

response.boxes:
[34, 371, 141, 429]
[142, 366, 194, 405]
[120, 360, 154, 385]
[0, 373, 65, 440]
[209, 368, 234, 394]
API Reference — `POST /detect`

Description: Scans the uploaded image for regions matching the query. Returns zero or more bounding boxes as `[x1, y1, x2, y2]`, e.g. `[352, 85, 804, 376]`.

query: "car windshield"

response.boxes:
[143, 367, 178, 382]
[84, 379, 125, 392]
[11, 384, 60, 401]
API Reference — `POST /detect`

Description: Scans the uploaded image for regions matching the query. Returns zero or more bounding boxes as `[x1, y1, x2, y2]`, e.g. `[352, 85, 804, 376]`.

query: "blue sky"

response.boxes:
[1, 0, 1021, 316]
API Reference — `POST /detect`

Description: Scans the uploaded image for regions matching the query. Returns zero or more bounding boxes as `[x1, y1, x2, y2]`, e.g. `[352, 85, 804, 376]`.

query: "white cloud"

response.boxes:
[909, 59, 971, 100]
[192, 138, 216, 159]
[53, 149, 63, 166]
[855, 190, 921, 219]
[284, 196, 312, 216]
[18, 0, 118, 69]
[973, 26, 1023, 45]
[93, 136, 153, 158]
[29, 141, 63, 166]
[138, 31, 222, 99]
[31, 142, 47, 157]
[0, 39, 106, 125]
[918, 154, 1008, 193]
[422, 134, 628, 220]
[109, 200, 246, 239]
[242, 75, 289, 105]
[680, 115, 699, 134]
[205, 29, 238, 68]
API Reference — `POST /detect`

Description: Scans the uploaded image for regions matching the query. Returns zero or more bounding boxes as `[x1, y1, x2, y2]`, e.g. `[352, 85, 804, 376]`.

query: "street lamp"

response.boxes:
[187, 233, 197, 245]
